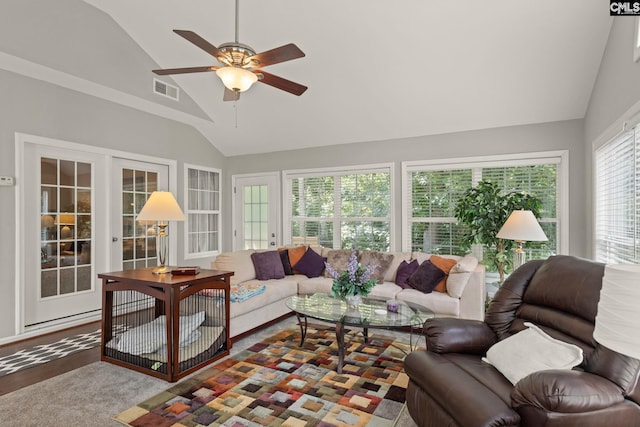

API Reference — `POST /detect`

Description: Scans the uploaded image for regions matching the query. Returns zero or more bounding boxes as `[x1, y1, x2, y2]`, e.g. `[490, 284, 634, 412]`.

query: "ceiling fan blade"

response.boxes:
[249, 43, 305, 67]
[152, 66, 217, 75]
[223, 88, 240, 102]
[173, 29, 222, 59]
[258, 71, 308, 96]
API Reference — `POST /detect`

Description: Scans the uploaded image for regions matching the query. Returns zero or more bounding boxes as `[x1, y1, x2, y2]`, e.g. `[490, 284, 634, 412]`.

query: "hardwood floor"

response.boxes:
[0, 321, 101, 396]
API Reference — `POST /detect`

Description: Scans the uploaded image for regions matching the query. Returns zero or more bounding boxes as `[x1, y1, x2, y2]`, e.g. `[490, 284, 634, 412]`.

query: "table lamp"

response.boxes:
[136, 191, 185, 274]
[496, 210, 548, 270]
[593, 264, 640, 360]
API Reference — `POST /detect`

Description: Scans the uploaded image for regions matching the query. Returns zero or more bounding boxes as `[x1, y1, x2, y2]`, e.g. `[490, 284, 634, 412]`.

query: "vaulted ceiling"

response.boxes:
[5, 1, 613, 156]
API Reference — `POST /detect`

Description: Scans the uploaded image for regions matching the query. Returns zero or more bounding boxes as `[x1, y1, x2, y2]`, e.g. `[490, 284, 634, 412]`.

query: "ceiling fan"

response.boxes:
[152, 0, 307, 101]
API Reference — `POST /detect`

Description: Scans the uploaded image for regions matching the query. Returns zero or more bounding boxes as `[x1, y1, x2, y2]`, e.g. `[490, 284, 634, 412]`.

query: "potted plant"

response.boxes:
[454, 180, 542, 283]
[325, 251, 377, 309]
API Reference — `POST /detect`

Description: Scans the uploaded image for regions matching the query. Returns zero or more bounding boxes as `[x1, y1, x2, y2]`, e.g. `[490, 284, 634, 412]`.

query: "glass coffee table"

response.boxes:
[285, 293, 434, 373]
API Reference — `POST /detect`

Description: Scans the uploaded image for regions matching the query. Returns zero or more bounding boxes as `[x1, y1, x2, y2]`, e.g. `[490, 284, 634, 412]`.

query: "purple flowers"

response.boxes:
[326, 251, 378, 298]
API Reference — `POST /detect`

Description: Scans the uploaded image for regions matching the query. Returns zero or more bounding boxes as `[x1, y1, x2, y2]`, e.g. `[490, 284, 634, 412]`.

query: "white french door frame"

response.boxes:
[14, 133, 177, 339]
[231, 172, 281, 251]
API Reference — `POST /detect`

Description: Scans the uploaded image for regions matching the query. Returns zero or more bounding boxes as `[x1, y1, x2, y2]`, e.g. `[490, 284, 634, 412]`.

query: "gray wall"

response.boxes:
[226, 119, 586, 256]
[0, 69, 225, 339]
[583, 17, 640, 255]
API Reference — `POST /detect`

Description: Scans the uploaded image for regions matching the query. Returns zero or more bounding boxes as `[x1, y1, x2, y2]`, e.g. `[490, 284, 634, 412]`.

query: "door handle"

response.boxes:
[112, 237, 118, 242]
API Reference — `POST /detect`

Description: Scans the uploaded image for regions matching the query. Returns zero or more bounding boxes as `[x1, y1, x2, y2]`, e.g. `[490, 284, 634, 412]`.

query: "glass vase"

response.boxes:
[345, 294, 361, 310]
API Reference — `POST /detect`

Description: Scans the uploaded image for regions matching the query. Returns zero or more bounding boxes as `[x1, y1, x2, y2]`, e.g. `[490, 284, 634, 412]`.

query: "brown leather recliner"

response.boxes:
[404, 255, 640, 427]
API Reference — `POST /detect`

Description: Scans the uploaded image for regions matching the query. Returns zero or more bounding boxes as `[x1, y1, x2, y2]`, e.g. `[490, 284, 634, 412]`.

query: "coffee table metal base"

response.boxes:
[294, 312, 368, 374]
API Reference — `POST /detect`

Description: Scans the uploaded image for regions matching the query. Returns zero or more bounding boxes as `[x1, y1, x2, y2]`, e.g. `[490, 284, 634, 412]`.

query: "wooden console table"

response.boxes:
[99, 267, 233, 382]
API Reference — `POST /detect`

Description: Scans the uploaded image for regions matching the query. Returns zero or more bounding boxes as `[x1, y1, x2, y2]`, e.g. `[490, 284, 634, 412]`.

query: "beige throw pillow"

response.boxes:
[359, 251, 395, 284]
[483, 322, 583, 385]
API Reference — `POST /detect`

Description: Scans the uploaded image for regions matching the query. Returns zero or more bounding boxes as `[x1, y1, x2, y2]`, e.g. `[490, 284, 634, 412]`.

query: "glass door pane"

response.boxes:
[121, 168, 158, 271]
[40, 157, 93, 299]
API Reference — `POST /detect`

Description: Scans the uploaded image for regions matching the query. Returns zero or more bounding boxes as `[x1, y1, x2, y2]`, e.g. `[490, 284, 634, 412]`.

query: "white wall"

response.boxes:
[226, 119, 586, 256]
[0, 69, 225, 340]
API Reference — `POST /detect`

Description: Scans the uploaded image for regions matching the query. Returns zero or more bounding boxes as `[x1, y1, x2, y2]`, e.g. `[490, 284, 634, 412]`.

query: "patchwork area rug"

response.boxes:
[116, 325, 416, 426]
[0, 329, 101, 377]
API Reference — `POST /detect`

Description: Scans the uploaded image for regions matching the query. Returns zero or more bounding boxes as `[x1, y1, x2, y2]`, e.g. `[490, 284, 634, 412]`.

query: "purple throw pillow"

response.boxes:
[279, 249, 294, 275]
[293, 248, 326, 278]
[396, 259, 419, 289]
[251, 251, 285, 280]
[407, 260, 446, 293]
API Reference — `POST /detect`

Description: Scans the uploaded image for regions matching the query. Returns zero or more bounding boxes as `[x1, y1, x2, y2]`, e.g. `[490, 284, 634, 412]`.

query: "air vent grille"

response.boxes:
[153, 78, 179, 101]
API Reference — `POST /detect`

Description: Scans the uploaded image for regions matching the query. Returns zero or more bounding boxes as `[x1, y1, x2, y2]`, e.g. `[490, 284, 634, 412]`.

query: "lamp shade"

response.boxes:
[496, 210, 548, 242]
[216, 66, 258, 92]
[137, 191, 185, 222]
[593, 264, 640, 359]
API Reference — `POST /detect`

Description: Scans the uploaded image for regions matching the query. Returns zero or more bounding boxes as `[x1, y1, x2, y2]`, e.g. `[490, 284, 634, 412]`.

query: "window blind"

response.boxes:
[405, 156, 560, 264]
[595, 129, 638, 263]
[285, 166, 391, 250]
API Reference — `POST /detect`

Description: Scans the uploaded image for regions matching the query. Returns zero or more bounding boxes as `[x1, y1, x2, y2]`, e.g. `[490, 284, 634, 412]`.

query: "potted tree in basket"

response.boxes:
[454, 180, 543, 283]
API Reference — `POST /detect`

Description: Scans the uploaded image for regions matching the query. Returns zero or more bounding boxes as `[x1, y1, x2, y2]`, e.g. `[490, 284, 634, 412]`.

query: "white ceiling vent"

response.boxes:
[153, 78, 179, 101]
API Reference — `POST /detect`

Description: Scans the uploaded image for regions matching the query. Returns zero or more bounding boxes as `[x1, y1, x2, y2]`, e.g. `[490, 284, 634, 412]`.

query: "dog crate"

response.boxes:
[99, 268, 232, 382]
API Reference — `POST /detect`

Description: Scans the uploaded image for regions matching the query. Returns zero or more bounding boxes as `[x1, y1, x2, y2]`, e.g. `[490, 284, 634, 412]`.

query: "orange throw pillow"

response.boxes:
[288, 246, 308, 272]
[430, 255, 457, 293]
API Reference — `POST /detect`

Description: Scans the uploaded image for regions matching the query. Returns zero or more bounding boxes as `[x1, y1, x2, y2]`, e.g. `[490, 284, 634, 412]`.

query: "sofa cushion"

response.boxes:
[298, 276, 333, 295]
[396, 259, 419, 289]
[230, 278, 298, 318]
[452, 254, 479, 273]
[212, 250, 256, 284]
[359, 250, 394, 283]
[278, 249, 294, 275]
[483, 322, 584, 385]
[293, 248, 326, 278]
[396, 288, 460, 317]
[324, 249, 355, 277]
[384, 251, 412, 282]
[288, 246, 308, 273]
[251, 251, 285, 280]
[407, 260, 446, 293]
[368, 282, 403, 300]
[430, 255, 457, 293]
[446, 254, 479, 298]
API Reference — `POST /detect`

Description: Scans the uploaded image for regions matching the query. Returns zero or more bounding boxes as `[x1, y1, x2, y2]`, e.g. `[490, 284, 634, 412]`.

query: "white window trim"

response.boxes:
[183, 163, 221, 259]
[282, 162, 396, 251]
[401, 150, 569, 254]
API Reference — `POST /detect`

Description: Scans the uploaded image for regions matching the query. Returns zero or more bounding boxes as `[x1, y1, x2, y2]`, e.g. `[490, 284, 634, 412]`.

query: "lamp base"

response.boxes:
[513, 240, 526, 271]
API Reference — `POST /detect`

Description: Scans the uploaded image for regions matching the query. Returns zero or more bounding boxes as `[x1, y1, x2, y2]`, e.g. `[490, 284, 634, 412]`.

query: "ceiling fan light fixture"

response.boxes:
[216, 66, 257, 92]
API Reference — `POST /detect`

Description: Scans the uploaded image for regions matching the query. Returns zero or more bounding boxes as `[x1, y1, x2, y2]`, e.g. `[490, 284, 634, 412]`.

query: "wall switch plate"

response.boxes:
[0, 176, 15, 186]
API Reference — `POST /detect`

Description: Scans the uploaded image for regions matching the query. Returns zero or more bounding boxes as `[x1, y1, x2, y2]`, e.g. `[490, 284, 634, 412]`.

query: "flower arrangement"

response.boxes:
[325, 251, 378, 299]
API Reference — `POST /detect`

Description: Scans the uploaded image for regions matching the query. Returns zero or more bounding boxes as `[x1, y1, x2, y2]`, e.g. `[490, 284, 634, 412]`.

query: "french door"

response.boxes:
[20, 136, 173, 333]
[23, 143, 107, 328]
[110, 159, 169, 271]
[232, 173, 280, 250]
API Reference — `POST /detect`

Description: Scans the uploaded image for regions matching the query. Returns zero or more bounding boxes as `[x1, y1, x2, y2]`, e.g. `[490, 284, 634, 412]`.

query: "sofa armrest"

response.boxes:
[425, 317, 497, 354]
[512, 370, 625, 413]
[458, 263, 486, 321]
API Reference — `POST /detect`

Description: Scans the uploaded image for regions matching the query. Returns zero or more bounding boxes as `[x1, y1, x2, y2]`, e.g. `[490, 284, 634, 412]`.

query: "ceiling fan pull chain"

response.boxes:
[234, 100, 238, 128]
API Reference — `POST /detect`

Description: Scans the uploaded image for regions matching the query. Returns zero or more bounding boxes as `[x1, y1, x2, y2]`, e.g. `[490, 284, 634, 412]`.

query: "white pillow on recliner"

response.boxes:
[482, 322, 583, 385]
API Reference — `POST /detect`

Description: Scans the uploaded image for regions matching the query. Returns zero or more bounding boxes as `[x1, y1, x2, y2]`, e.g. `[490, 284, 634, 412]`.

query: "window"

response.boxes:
[403, 152, 566, 269]
[595, 128, 639, 263]
[184, 164, 221, 258]
[635, 17, 640, 62]
[284, 164, 393, 251]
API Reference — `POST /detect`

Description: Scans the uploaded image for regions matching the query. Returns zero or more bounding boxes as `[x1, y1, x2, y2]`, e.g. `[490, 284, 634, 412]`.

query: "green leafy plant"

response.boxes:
[454, 180, 542, 282]
[325, 251, 377, 298]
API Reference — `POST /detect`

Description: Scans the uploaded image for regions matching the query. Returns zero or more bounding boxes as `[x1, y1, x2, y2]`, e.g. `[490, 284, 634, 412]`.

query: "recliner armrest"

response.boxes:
[512, 369, 625, 413]
[425, 317, 497, 354]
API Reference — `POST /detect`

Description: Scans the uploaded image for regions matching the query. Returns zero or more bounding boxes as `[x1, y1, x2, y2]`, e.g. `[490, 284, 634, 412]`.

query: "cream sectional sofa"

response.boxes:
[211, 247, 486, 339]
